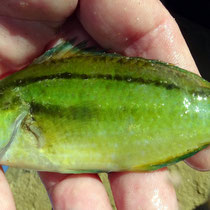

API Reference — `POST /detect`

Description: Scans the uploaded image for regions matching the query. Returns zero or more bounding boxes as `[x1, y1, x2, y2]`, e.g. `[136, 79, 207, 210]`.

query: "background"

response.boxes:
[162, 0, 210, 81]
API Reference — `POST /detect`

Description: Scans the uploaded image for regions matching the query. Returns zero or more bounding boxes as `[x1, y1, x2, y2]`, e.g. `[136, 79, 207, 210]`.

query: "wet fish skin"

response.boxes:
[0, 41, 209, 173]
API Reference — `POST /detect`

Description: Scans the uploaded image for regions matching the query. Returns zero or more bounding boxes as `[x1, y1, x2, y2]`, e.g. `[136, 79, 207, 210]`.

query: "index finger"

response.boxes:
[79, 0, 198, 74]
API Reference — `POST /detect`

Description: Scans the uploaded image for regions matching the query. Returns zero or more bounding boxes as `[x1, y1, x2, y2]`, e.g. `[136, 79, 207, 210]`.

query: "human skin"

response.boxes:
[0, 0, 209, 209]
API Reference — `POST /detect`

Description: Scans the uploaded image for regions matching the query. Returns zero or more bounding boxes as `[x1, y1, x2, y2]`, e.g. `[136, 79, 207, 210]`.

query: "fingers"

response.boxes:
[0, 17, 55, 74]
[0, 166, 16, 210]
[0, 0, 78, 75]
[109, 170, 178, 210]
[39, 172, 112, 210]
[0, 0, 78, 22]
[79, 0, 198, 73]
[185, 146, 210, 171]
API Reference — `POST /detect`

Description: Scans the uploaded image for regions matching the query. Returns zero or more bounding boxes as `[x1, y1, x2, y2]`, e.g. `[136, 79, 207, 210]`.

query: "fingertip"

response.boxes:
[39, 172, 112, 210]
[0, 166, 16, 210]
[185, 146, 210, 171]
[109, 170, 178, 210]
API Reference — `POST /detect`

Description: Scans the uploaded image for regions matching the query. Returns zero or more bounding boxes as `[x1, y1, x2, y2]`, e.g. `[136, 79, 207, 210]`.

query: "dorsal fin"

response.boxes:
[33, 38, 106, 64]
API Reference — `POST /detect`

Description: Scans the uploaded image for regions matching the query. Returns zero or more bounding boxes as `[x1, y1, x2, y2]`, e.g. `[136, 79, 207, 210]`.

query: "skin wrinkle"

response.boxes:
[119, 13, 173, 55]
[79, 0, 170, 52]
[123, 17, 198, 74]
[123, 19, 169, 57]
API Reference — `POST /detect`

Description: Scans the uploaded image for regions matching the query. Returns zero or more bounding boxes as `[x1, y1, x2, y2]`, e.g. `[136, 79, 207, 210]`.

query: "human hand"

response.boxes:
[0, 0, 209, 209]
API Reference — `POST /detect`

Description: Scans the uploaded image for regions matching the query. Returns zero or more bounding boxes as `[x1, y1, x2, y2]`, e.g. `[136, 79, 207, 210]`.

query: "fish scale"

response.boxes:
[0, 40, 209, 173]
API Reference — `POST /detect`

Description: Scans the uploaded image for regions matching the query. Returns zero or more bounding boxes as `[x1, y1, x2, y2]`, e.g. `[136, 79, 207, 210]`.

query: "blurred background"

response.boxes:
[161, 0, 210, 81]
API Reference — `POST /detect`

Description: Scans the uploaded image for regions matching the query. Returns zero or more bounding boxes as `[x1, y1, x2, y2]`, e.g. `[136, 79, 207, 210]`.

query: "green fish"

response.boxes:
[0, 40, 209, 173]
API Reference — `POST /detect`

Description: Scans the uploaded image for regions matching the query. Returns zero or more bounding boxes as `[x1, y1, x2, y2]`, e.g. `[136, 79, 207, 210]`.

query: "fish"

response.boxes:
[0, 40, 209, 173]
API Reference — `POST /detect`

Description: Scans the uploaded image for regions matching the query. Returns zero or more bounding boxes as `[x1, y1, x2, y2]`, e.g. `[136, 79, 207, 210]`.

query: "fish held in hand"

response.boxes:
[0, 40, 209, 173]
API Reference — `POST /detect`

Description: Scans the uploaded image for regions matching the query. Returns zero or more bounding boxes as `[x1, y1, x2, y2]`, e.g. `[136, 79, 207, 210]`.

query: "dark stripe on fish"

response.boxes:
[8, 72, 179, 90]
[30, 102, 98, 121]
